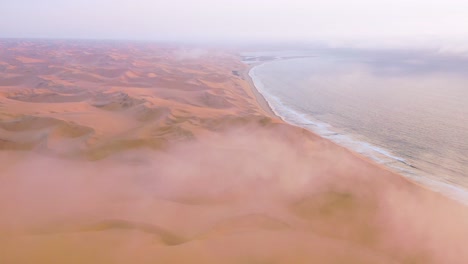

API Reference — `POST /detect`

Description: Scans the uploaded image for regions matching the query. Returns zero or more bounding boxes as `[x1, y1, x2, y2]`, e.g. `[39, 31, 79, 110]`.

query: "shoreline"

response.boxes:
[242, 57, 468, 205]
[241, 63, 278, 119]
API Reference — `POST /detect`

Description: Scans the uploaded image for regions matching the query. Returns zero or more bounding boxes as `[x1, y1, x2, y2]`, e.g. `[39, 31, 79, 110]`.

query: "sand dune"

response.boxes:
[1, 40, 468, 263]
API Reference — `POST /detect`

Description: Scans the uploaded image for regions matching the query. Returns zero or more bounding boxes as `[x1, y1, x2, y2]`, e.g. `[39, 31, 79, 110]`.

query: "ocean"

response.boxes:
[245, 49, 468, 202]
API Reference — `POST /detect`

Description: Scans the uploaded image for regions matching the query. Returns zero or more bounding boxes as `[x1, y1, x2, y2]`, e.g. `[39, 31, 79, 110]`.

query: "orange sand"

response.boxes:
[1, 40, 468, 263]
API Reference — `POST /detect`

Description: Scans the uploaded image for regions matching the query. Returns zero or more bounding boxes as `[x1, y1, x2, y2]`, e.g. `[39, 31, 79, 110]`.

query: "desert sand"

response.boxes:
[1, 39, 468, 263]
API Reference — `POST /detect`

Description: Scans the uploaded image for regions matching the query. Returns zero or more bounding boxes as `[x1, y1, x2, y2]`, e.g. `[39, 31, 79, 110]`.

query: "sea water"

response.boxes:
[246, 49, 468, 202]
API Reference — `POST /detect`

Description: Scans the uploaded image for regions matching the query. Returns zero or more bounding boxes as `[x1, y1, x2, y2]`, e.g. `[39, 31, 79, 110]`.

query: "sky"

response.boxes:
[1, 0, 468, 49]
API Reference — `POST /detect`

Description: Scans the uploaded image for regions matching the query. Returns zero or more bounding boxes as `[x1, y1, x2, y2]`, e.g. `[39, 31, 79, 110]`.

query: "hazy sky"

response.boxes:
[1, 0, 468, 49]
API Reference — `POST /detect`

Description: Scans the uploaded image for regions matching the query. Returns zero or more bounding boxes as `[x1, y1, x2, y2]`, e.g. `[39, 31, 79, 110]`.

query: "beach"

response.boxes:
[241, 64, 278, 118]
[1, 40, 468, 263]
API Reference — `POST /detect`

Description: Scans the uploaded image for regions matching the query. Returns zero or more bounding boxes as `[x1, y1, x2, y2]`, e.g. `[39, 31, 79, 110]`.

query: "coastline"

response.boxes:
[243, 57, 468, 205]
[241, 63, 278, 119]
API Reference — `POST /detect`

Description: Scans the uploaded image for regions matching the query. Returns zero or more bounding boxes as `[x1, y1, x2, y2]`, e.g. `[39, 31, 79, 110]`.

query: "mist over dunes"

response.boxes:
[1, 40, 468, 263]
[0, 40, 269, 159]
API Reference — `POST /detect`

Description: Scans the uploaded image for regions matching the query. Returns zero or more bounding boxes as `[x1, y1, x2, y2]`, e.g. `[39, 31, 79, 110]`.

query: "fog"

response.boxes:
[2, 126, 468, 263]
[1, 0, 468, 50]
